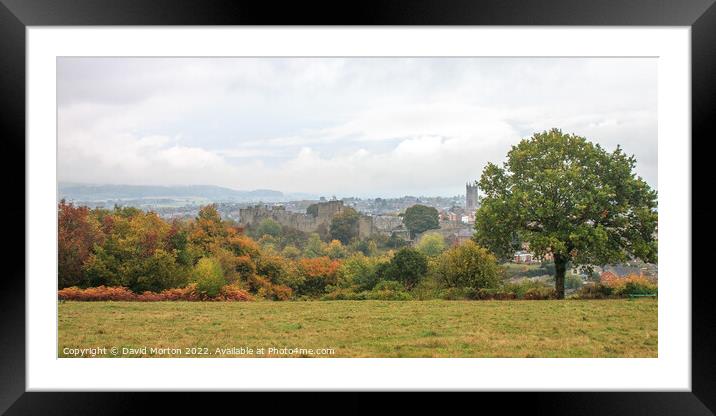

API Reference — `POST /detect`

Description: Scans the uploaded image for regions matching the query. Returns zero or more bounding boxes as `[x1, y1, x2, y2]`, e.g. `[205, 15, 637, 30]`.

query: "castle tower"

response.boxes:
[466, 181, 479, 214]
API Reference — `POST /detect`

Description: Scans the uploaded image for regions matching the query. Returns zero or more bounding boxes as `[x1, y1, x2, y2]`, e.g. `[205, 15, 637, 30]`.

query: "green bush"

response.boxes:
[366, 289, 412, 301]
[365, 280, 413, 300]
[372, 280, 404, 291]
[337, 254, 381, 291]
[576, 283, 614, 299]
[440, 287, 479, 300]
[320, 287, 367, 301]
[475, 288, 517, 300]
[193, 257, 226, 297]
[502, 279, 546, 298]
[410, 274, 443, 300]
[622, 280, 657, 296]
[379, 248, 428, 290]
[523, 287, 558, 300]
[132, 249, 189, 293]
[435, 241, 501, 290]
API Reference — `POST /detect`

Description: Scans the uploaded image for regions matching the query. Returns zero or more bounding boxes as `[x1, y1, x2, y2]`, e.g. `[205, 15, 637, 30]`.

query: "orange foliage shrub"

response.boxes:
[599, 272, 657, 296]
[235, 255, 257, 279]
[152, 284, 202, 301]
[58, 284, 252, 302]
[296, 257, 342, 296]
[218, 284, 254, 301]
[297, 257, 341, 280]
[247, 275, 293, 301]
[227, 234, 261, 258]
[58, 286, 135, 301]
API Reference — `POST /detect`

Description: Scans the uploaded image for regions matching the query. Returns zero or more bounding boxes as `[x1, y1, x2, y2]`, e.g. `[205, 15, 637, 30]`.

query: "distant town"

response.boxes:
[58, 180, 656, 280]
[59, 181, 480, 245]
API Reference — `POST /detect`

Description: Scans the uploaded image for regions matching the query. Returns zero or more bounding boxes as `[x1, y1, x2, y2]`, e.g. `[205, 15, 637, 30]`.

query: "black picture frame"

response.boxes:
[1, 0, 713, 414]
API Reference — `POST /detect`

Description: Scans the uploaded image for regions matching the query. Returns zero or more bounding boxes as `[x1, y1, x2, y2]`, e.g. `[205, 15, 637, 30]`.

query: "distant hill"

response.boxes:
[58, 183, 287, 203]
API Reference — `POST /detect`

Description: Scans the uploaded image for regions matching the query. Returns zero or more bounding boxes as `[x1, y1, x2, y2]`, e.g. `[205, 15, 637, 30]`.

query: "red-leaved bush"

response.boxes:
[217, 284, 255, 301]
[58, 284, 252, 302]
[247, 275, 293, 301]
[58, 286, 135, 301]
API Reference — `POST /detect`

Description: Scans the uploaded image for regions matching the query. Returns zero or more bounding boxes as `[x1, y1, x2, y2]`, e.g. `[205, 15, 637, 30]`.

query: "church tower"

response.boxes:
[466, 181, 479, 214]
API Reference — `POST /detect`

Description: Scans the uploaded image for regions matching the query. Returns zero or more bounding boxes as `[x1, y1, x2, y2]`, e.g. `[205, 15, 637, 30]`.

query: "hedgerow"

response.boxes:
[576, 272, 657, 299]
[58, 284, 252, 302]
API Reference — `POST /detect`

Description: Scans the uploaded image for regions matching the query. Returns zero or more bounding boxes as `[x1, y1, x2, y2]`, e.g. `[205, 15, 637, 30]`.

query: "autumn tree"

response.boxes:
[189, 204, 227, 254]
[474, 129, 658, 298]
[325, 239, 349, 259]
[281, 245, 302, 260]
[58, 200, 103, 288]
[193, 257, 226, 297]
[166, 220, 198, 267]
[402, 204, 439, 239]
[80, 207, 188, 292]
[296, 257, 341, 296]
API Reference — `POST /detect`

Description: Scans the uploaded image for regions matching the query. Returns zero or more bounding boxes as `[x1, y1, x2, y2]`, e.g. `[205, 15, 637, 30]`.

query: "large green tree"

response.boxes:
[402, 204, 439, 239]
[329, 207, 360, 244]
[474, 129, 657, 299]
[379, 247, 428, 290]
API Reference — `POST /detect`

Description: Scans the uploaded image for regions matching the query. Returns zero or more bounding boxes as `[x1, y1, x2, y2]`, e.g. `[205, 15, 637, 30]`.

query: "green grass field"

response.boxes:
[58, 299, 657, 358]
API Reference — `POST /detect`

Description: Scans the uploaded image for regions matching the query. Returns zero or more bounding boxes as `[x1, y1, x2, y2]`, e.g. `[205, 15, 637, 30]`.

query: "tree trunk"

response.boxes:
[554, 254, 566, 299]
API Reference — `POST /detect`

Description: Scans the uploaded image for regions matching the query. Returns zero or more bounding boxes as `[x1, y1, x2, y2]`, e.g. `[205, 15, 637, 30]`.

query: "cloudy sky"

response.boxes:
[57, 57, 657, 198]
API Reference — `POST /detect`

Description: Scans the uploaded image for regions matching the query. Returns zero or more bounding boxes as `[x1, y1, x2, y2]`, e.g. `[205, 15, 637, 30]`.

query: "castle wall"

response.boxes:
[357, 216, 373, 239]
[372, 215, 404, 232]
[316, 200, 345, 218]
[239, 201, 345, 234]
[240, 200, 409, 240]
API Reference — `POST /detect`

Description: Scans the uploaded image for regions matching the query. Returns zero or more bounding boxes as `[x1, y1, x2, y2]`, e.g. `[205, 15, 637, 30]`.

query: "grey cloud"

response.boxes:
[58, 57, 657, 197]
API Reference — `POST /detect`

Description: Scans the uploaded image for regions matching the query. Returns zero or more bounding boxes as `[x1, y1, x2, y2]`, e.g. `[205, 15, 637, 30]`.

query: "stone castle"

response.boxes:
[239, 200, 408, 240]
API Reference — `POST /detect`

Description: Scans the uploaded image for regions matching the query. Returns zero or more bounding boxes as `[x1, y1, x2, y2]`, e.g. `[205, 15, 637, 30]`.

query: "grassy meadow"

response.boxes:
[58, 299, 657, 358]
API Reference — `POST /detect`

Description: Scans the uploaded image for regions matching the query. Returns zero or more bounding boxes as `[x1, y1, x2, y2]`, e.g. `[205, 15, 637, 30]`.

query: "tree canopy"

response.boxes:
[253, 218, 282, 239]
[329, 207, 360, 244]
[435, 240, 501, 289]
[474, 129, 658, 298]
[378, 247, 428, 290]
[402, 204, 439, 239]
[416, 232, 447, 257]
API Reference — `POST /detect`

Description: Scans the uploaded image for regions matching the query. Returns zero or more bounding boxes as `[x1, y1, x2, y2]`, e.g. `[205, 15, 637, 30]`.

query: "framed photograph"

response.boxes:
[3, 0, 713, 414]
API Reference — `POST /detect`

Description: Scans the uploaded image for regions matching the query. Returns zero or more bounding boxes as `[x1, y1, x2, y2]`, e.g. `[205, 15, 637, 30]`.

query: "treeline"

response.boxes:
[58, 201, 656, 301]
[58, 201, 507, 300]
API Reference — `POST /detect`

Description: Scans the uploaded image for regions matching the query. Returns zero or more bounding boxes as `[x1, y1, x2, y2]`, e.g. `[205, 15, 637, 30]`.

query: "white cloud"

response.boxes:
[57, 57, 657, 197]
